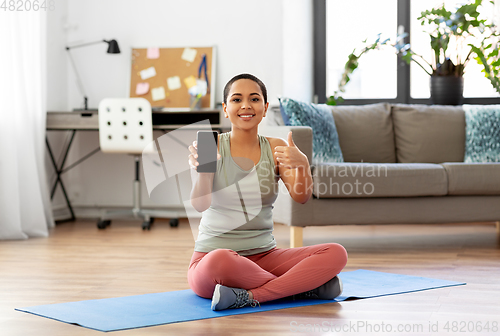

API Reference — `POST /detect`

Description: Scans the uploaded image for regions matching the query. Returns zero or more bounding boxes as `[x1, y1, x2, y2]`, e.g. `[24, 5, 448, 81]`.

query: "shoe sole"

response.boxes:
[211, 284, 222, 311]
[337, 277, 343, 297]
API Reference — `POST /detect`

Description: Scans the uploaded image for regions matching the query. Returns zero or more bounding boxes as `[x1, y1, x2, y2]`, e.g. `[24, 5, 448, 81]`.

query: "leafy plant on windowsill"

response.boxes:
[327, 0, 499, 105]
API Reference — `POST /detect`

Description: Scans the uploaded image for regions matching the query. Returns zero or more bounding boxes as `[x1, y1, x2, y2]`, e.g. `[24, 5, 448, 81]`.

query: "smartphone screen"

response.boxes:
[196, 131, 218, 173]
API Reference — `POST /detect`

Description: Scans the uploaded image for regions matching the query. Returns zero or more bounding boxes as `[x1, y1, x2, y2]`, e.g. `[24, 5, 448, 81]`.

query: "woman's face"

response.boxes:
[223, 79, 269, 129]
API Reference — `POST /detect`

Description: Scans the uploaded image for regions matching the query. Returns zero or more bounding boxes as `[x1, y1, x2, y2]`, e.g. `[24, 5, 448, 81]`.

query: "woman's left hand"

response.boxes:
[274, 131, 309, 169]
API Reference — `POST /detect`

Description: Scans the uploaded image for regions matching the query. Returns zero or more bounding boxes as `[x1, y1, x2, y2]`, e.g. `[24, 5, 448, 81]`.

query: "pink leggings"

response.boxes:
[187, 243, 348, 303]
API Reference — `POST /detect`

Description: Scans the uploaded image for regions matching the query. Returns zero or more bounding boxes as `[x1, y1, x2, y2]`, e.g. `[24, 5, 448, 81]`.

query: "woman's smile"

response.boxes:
[238, 113, 256, 121]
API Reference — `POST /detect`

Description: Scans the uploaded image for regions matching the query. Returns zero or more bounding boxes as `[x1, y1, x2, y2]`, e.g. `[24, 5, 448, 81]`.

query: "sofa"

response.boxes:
[259, 103, 500, 247]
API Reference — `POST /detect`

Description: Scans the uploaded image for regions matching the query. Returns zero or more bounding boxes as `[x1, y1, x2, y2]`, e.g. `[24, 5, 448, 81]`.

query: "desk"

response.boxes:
[46, 109, 223, 221]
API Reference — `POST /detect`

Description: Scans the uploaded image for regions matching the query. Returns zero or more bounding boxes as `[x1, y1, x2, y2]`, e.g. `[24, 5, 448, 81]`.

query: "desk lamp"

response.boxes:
[66, 39, 121, 110]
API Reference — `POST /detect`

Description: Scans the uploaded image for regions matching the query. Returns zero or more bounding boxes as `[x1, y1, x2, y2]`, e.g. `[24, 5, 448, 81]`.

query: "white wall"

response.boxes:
[47, 0, 68, 110]
[46, 0, 313, 219]
[282, 0, 313, 102]
[64, 0, 284, 110]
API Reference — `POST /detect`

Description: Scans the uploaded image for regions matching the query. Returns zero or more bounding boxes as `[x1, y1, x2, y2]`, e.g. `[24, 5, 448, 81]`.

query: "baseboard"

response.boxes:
[52, 205, 201, 221]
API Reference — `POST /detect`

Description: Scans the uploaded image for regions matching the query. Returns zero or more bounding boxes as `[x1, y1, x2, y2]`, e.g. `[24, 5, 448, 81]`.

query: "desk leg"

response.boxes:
[46, 131, 76, 222]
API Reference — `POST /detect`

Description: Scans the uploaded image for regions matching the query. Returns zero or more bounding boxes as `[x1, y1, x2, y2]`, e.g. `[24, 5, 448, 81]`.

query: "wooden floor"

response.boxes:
[1, 219, 499, 336]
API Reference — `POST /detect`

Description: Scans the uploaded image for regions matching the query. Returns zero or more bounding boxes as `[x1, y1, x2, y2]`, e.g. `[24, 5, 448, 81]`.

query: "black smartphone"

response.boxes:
[196, 131, 218, 173]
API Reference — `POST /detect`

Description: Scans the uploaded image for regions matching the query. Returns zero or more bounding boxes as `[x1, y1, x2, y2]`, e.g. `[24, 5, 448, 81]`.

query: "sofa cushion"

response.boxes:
[330, 103, 396, 163]
[392, 104, 465, 163]
[463, 104, 500, 162]
[441, 162, 500, 195]
[312, 163, 448, 198]
[279, 97, 344, 164]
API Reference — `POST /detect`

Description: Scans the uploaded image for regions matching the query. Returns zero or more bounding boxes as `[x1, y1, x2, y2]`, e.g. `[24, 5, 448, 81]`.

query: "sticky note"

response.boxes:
[167, 76, 182, 91]
[147, 47, 160, 59]
[135, 82, 149, 95]
[140, 67, 156, 80]
[184, 76, 197, 89]
[151, 86, 166, 101]
[181, 48, 197, 62]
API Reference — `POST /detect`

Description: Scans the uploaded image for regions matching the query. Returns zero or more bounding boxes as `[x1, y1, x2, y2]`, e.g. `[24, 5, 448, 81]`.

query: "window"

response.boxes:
[315, 0, 500, 104]
[326, 0, 398, 99]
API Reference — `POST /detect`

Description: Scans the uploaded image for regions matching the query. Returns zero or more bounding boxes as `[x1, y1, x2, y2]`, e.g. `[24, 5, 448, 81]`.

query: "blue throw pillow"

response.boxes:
[279, 97, 344, 164]
[463, 104, 500, 162]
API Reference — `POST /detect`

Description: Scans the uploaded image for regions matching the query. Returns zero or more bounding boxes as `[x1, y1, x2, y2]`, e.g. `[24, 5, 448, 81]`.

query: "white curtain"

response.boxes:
[0, 11, 55, 239]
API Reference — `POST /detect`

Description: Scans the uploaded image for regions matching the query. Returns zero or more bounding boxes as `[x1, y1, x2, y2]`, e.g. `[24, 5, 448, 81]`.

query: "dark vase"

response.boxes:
[430, 75, 464, 105]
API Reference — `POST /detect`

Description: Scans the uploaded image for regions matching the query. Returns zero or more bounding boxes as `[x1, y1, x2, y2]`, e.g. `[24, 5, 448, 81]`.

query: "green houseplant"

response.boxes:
[328, 0, 498, 105]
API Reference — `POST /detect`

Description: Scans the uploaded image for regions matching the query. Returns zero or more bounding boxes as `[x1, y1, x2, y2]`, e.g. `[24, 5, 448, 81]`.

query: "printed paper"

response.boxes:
[135, 82, 149, 95]
[181, 48, 197, 63]
[151, 86, 166, 101]
[167, 76, 182, 91]
[140, 67, 156, 80]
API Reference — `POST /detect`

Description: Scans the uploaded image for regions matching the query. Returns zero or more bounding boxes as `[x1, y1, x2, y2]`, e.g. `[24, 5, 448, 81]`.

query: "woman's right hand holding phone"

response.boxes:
[188, 139, 220, 212]
[188, 140, 221, 172]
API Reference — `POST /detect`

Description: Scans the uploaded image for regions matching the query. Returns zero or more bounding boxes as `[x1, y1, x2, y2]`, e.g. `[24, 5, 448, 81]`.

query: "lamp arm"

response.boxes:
[66, 50, 88, 109]
[65, 40, 106, 51]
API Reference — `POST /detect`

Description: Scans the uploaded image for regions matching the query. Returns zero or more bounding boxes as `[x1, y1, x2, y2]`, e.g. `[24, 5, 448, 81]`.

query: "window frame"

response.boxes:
[314, 0, 500, 105]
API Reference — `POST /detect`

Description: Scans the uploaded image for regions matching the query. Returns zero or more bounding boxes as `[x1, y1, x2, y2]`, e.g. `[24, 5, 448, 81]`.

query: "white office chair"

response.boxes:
[97, 98, 178, 230]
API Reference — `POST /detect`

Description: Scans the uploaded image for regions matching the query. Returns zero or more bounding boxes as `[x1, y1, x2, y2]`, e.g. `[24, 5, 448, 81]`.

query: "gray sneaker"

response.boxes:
[211, 284, 260, 311]
[293, 276, 343, 300]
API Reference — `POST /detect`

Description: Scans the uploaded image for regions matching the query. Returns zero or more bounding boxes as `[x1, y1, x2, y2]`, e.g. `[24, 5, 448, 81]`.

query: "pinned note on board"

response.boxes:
[167, 76, 182, 91]
[181, 48, 197, 62]
[140, 67, 156, 80]
[184, 75, 197, 89]
[147, 48, 160, 59]
[151, 86, 166, 101]
[135, 82, 150, 95]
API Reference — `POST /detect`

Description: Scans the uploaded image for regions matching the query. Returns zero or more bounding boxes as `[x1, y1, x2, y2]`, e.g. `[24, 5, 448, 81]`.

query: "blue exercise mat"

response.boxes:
[16, 269, 465, 332]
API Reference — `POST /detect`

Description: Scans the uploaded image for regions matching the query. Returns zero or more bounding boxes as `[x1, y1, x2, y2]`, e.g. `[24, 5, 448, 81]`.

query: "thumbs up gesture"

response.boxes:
[274, 131, 309, 170]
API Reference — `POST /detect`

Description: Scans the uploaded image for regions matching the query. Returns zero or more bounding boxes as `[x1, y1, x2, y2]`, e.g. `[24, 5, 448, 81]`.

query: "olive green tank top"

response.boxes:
[194, 132, 279, 256]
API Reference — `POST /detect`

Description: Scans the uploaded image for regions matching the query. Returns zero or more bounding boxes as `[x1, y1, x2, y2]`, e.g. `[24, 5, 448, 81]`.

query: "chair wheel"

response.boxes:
[97, 220, 111, 230]
[169, 218, 179, 227]
[142, 221, 152, 230]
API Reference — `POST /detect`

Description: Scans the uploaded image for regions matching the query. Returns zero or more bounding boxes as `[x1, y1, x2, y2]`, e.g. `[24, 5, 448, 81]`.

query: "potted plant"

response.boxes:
[327, 0, 498, 105]
[399, 0, 494, 105]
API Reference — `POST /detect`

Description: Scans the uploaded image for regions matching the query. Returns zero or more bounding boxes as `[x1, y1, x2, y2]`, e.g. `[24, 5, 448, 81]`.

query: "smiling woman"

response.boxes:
[185, 73, 348, 312]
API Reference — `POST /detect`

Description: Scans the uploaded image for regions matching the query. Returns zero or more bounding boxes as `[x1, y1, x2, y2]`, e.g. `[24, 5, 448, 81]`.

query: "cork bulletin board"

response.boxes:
[129, 46, 216, 109]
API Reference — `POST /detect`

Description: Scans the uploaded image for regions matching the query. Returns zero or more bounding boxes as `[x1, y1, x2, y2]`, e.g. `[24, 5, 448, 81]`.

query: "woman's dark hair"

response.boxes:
[223, 73, 267, 105]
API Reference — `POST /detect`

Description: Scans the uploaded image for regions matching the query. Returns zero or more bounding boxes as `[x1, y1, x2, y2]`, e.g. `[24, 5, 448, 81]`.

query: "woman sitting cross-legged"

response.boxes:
[187, 73, 348, 311]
